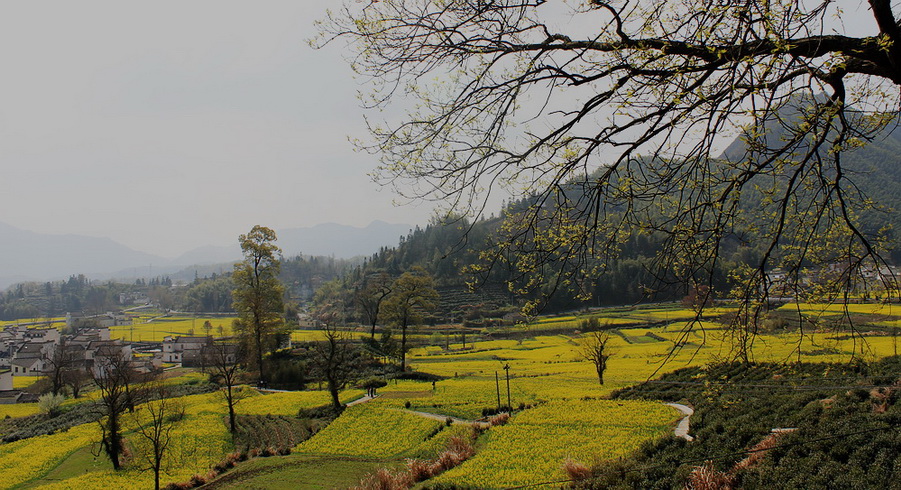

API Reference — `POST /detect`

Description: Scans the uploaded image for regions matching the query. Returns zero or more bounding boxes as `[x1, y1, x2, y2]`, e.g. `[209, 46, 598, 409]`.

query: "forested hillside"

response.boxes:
[338, 126, 901, 316]
[0, 254, 356, 320]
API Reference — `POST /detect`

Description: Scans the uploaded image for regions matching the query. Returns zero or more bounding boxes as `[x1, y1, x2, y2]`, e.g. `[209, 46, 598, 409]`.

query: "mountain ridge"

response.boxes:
[0, 221, 412, 289]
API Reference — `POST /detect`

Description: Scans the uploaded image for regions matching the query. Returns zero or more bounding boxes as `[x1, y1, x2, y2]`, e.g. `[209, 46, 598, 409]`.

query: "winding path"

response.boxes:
[403, 409, 490, 428]
[342, 393, 693, 440]
[665, 402, 694, 441]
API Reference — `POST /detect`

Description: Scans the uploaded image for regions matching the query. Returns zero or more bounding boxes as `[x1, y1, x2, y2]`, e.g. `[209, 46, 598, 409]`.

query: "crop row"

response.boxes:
[296, 401, 442, 458]
[434, 399, 677, 488]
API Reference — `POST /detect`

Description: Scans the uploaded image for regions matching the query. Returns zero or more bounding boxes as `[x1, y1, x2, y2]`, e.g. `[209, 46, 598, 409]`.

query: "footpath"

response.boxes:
[343, 393, 693, 440]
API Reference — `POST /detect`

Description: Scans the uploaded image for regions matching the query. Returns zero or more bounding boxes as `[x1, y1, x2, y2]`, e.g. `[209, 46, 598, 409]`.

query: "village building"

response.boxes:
[0, 369, 12, 391]
[10, 342, 53, 375]
[162, 336, 213, 367]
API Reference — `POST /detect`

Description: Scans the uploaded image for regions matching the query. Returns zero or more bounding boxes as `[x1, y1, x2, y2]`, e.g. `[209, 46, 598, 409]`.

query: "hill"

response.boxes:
[344, 119, 901, 315]
[0, 222, 163, 289]
[0, 221, 411, 290]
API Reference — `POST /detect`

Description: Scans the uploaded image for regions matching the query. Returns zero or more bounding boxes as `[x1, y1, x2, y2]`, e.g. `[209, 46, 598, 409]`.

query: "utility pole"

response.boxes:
[495, 371, 501, 410]
[504, 363, 511, 410]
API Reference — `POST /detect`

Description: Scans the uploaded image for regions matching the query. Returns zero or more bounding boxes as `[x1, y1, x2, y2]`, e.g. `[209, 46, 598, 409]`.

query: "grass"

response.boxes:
[202, 454, 390, 489]
[18, 446, 111, 489]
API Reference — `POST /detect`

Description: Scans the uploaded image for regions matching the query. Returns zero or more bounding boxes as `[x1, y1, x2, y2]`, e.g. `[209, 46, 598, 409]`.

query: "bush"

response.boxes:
[354, 468, 412, 490]
[38, 393, 66, 417]
[392, 370, 444, 382]
[562, 458, 592, 482]
[297, 404, 342, 420]
[487, 412, 510, 426]
[360, 378, 389, 390]
[481, 406, 511, 417]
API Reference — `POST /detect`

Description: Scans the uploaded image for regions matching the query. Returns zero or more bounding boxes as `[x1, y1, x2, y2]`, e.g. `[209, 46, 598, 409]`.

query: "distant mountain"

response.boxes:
[0, 222, 165, 288]
[172, 244, 242, 266]
[276, 221, 412, 258]
[0, 220, 414, 289]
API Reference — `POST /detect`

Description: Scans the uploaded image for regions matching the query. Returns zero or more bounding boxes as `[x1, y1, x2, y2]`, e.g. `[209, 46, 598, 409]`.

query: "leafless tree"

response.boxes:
[322, 0, 901, 361]
[313, 304, 361, 412]
[202, 341, 246, 435]
[91, 343, 150, 470]
[64, 365, 90, 399]
[130, 382, 185, 490]
[356, 272, 394, 338]
[579, 331, 612, 386]
[44, 339, 80, 396]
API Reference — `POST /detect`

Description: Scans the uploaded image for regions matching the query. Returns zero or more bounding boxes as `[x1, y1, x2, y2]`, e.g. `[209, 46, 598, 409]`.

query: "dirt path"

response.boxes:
[665, 402, 694, 441]
[346, 394, 375, 406]
[402, 409, 489, 428]
[343, 392, 688, 439]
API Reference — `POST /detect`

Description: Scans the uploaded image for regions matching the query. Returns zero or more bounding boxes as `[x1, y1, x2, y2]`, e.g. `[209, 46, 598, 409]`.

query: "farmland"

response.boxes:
[3, 302, 901, 488]
[111, 315, 238, 342]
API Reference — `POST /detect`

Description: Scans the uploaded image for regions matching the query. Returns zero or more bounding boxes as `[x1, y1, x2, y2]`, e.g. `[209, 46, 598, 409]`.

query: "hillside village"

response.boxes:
[0, 317, 225, 405]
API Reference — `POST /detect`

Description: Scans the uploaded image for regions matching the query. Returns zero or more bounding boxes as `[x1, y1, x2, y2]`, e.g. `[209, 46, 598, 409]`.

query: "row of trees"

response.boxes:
[315, 267, 439, 371]
[24, 226, 359, 489]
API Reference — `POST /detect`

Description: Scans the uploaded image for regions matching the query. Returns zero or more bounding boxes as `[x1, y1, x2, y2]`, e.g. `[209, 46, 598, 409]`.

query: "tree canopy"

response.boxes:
[383, 268, 439, 371]
[323, 0, 901, 360]
[233, 225, 285, 384]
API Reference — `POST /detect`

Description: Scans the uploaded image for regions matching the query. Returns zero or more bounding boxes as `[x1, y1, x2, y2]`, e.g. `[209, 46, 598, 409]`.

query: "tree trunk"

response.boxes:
[255, 325, 266, 384]
[106, 412, 122, 470]
[328, 378, 342, 412]
[227, 386, 237, 434]
[400, 319, 408, 372]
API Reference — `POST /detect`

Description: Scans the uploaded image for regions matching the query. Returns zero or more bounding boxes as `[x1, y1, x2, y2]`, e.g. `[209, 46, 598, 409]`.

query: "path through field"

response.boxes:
[665, 402, 694, 441]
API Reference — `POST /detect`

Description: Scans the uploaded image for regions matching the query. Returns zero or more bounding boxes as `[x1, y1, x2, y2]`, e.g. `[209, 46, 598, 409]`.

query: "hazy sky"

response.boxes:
[0, 1, 881, 259]
[0, 1, 436, 258]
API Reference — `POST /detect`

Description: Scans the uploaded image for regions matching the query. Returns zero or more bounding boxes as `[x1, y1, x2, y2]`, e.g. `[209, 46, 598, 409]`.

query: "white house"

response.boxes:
[162, 336, 213, 366]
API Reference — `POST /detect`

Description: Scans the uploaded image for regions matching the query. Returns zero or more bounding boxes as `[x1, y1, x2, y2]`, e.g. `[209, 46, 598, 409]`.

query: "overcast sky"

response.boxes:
[0, 1, 882, 259]
[0, 1, 436, 258]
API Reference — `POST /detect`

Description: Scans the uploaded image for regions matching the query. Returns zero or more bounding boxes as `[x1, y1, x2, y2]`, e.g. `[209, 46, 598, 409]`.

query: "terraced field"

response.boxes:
[4, 302, 901, 488]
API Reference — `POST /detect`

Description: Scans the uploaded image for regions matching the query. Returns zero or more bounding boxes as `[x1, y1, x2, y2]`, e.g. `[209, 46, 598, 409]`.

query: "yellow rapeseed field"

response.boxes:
[296, 401, 442, 458]
[434, 399, 678, 488]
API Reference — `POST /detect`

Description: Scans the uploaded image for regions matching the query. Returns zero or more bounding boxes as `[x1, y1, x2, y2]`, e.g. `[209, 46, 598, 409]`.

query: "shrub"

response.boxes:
[406, 458, 433, 482]
[38, 393, 65, 417]
[393, 371, 443, 382]
[354, 468, 412, 490]
[562, 458, 592, 482]
[686, 461, 734, 490]
[188, 474, 207, 487]
[481, 405, 511, 417]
